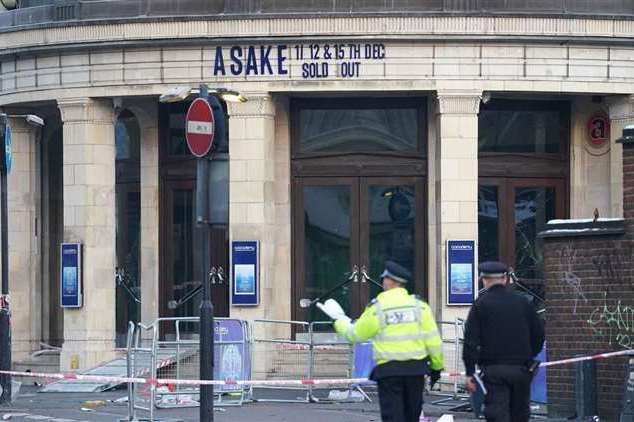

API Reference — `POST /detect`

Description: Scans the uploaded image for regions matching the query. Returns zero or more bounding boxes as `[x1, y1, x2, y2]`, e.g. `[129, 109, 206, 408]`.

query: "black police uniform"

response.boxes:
[462, 261, 545, 422]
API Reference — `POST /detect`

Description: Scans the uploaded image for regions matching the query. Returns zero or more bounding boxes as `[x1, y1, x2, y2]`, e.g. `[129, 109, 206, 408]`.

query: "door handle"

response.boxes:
[209, 266, 224, 285]
[351, 265, 359, 283]
[360, 265, 369, 283]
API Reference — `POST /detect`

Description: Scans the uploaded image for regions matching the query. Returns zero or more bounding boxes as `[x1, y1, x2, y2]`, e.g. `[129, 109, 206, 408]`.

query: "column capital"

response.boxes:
[227, 93, 275, 118]
[57, 98, 114, 124]
[436, 91, 482, 115]
[607, 95, 634, 121]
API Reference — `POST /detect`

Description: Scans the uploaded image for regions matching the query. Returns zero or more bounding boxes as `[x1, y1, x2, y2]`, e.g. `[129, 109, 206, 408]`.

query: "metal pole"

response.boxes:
[197, 84, 214, 422]
[0, 113, 11, 404]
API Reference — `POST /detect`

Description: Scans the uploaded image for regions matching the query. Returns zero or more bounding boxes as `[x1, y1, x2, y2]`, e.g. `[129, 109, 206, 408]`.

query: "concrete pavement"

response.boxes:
[0, 385, 551, 421]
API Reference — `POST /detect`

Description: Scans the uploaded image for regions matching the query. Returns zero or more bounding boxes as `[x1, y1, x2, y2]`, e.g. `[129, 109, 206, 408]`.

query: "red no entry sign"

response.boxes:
[185, 98, 215, 157]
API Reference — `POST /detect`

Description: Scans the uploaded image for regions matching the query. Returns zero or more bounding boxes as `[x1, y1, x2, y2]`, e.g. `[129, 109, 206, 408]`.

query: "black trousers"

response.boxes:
[377, 376, 425, 422]
[482, 364, 532, 422]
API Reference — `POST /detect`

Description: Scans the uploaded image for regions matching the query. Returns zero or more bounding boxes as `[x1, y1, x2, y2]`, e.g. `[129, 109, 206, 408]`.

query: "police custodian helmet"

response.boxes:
[380, 260, 412, 284]
[478, 261, 508, 278]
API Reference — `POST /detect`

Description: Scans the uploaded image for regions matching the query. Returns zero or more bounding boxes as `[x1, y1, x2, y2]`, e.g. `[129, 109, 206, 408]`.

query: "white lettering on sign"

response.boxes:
[187, 121, 214, 135]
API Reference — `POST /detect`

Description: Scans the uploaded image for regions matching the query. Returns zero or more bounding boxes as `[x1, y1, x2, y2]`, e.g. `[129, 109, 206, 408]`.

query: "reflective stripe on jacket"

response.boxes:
[333, 287, 444, 370]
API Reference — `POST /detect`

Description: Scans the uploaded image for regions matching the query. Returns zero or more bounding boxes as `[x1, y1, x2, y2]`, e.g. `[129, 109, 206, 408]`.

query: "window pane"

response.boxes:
[299, 108, 419, 153]
[303, 185, 352, 323]
[478, 185, 499, 263]
[368, 184, 416, 297]
[514, 187, 556, 296]
[479, 109, 562, 153]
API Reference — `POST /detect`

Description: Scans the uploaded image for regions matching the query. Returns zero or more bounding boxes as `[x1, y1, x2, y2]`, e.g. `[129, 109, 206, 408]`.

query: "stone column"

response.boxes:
[126, 101, 159, 324]
[226, 94, 277, 323]
[434, 91, 481, 322]
[608, 94, 634, 218]
[7, 117, 41, 362]
[57, 98, 116, 371]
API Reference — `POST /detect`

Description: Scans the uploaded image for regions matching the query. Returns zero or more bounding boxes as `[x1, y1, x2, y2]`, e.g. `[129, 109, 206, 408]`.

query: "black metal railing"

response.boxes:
[0, 0, 632, 32]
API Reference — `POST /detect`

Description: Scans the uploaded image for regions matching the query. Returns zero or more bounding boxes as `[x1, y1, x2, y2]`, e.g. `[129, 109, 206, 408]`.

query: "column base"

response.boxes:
[60, 339, 117, 372]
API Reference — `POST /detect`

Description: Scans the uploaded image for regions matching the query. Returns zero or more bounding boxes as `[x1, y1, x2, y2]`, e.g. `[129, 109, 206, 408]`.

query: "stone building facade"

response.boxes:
[0, 1, 633, 371]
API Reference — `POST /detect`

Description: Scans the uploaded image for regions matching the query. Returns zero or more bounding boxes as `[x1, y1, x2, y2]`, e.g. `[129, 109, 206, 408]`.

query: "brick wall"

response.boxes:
[541, 143, 634, 420]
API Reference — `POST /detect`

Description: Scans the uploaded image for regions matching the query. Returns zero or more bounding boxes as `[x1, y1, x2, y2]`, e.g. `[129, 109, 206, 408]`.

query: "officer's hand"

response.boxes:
[429, 370, 442, 390]
[465, 376, 477, 393]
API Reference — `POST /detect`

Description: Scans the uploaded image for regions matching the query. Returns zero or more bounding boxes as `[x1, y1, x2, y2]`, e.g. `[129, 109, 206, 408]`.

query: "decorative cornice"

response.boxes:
[436, 92, 482, 114]
[0, 16, 632, 54]
[227, 93, 275, 118]
[57, 97, 114, 124]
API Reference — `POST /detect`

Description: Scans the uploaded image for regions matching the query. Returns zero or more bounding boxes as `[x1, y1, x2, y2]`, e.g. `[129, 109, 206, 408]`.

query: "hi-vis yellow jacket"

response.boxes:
[334, 287, 444, 370]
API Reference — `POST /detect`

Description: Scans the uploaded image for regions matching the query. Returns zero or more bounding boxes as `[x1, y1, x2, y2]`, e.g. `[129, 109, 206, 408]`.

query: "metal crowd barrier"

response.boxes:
[126, 320, 158, 421]
[125, 316, 252, 420]
[249, 319, 312, 403]
[431, 318, 468, 405]
[125, 315, 466, 419]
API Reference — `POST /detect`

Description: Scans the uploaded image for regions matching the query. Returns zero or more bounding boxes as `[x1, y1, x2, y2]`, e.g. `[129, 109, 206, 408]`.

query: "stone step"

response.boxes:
[14, 352, 61, 385]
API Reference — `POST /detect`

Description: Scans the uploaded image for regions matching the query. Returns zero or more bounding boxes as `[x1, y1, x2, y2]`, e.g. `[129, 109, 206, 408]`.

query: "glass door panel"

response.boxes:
[478, 185, 500, 263]
[513, 185, 557, 300]
[361, 177, 425, 304]
[296, 179, 359, 324]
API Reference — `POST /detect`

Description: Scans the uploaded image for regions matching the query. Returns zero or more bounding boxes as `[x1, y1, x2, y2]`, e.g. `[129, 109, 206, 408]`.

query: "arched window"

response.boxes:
[115, 109, 141, 347]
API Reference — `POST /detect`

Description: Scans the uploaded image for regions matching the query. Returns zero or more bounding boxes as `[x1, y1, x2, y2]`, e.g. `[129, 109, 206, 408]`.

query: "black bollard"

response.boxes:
[620, 357, 634, 422]
[576, 359, 598, 420]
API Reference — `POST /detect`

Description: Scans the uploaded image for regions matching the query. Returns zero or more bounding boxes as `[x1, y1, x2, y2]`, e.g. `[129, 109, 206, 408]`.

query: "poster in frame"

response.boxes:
[231, 240, 259, 306]
[446, 240, 476, 305]
[60, 243, 82, 308]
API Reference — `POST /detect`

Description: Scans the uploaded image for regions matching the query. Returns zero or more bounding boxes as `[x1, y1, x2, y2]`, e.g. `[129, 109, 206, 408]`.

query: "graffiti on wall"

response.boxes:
[558, 243, 587, 314]
[586, 247, 634, 349]
[587, 292, 634, 349]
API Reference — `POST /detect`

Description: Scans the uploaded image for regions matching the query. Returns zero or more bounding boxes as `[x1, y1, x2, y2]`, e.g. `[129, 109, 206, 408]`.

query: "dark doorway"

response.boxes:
[42, 122, 64, 347]
[291, 97, 427, 322]
[478, 99, 570, 299]
[159, 101, 229, 337]
[115, 110, 141, 347]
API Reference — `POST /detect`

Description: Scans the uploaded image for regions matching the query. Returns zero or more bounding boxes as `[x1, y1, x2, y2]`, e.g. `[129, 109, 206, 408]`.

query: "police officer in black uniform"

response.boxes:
[462, 261, 545, 422]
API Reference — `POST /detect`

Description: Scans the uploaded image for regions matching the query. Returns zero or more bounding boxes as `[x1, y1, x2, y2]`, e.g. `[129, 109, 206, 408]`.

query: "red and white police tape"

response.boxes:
[0, 349, 631, 387]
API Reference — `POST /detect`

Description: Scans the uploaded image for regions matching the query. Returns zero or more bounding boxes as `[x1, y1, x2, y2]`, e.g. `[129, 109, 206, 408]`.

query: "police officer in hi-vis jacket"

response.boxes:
[317, 260, 444, 422]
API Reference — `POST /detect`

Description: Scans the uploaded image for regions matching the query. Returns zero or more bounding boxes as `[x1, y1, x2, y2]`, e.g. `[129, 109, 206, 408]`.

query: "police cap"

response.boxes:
[478, 261, 508, 278]
[380, 260, 411, 284]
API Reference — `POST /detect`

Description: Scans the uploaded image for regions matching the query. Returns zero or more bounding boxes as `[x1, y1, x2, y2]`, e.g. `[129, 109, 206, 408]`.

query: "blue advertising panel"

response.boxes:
[4, 123, 12, 174]
[447, 240, 476, 305]
[231, 241, 259, 306]
[60, 243, 82, 308]
[214, 319, 251, 391]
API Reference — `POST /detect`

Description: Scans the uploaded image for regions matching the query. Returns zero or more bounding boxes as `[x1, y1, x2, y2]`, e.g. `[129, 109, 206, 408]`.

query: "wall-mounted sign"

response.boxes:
[447, 240, 476, 305]
[231, 241, 259, 306]
[212, 43, 386, 80]
[587, 113, 610, 148]
[60, 243, 82, 308]
[4, 123, 11, 174]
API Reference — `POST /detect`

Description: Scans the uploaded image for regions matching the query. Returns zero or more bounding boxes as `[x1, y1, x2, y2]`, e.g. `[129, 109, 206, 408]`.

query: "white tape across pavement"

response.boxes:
[0, 349, 631, 387]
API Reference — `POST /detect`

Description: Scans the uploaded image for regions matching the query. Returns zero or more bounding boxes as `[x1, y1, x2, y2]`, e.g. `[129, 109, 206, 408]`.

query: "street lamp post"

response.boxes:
[0, 112, 44, 404]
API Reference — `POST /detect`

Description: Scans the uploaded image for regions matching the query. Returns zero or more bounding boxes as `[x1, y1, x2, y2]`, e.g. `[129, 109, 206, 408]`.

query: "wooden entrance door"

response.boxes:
[160, 179, 229, 326]
[293, 176, 425, 322]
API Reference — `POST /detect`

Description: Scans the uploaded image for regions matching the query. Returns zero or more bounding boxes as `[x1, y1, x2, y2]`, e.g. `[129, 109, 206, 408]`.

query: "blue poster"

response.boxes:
[447, 240, 475, 305]
[60, 243, 82, 308]
[231, 241, 259, 306]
